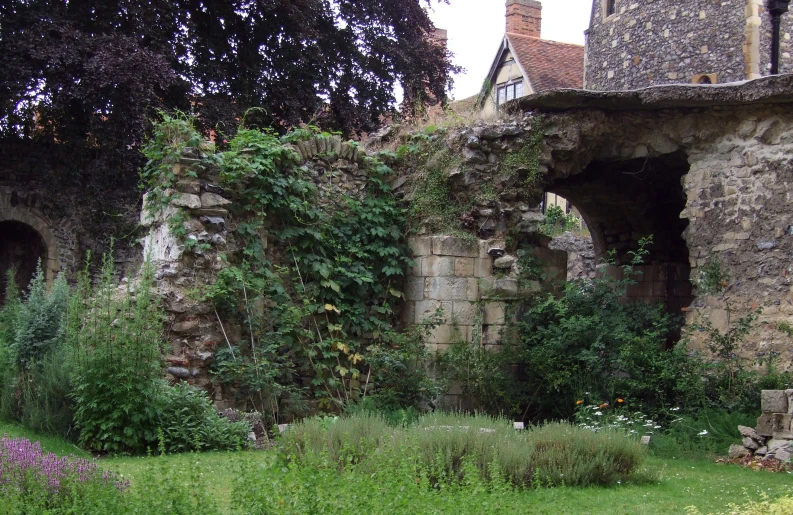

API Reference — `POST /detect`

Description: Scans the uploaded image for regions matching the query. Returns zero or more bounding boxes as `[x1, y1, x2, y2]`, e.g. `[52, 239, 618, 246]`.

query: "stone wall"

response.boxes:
[413, 76, 793, 370]
[140, 136, 380, 407]
[584, 0, 793, 90]
[0, 140, 141, 284]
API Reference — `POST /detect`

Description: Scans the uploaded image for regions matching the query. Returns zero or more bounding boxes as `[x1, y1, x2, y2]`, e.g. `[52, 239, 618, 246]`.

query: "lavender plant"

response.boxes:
[0, 436, 127, 501]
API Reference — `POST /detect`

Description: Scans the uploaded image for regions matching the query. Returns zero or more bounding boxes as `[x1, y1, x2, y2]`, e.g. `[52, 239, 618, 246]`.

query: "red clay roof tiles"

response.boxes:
[505, 33, 584, 92]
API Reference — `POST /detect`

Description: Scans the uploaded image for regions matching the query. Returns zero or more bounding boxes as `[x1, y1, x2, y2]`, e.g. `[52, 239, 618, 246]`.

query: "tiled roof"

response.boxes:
[506, 33, 584, 92]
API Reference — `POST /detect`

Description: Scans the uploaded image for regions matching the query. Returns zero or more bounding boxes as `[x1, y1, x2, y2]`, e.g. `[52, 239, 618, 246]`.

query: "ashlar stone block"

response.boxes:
[756, 413, 793, 437]
[427, 324, 454, 345]
[474, 258, 493, 278]
[423, 256, 456, 277]
[405, 277, 425, 301]
[762, 390, 788, 413]
[451, 301, 479, 326]
[414, 300, 450, 324]
[408, 237, 432, 257]
[455, 258, 475, 277]
[483, 302, 506, 325]
[432, 236, 479, 258]
[425, 277, 478, 301]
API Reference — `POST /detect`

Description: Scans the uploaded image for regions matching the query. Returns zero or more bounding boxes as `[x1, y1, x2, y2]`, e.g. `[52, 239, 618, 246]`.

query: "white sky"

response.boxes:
[427, 0, 594, 100]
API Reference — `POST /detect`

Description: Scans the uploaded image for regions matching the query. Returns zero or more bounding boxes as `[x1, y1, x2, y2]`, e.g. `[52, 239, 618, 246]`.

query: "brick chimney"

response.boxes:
[506, 0, 542, 38]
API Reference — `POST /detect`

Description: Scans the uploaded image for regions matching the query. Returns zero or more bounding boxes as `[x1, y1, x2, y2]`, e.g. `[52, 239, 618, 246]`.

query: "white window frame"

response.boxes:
[496, 80, 524, 107]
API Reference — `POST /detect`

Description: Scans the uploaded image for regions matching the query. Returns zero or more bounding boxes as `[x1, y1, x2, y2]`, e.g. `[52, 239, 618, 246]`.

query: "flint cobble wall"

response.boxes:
[585, 0, 793, 90]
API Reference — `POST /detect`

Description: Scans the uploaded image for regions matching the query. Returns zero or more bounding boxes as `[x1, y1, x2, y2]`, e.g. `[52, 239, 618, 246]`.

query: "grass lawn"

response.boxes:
[3, 420, 791, 514]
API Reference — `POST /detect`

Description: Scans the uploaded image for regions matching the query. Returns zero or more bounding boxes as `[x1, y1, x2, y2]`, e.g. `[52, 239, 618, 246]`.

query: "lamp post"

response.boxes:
[768, 0, 791, 74]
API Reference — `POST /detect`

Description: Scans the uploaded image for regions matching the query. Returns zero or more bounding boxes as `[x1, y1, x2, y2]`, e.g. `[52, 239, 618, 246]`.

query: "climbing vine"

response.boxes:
[144, 118, 438, 416]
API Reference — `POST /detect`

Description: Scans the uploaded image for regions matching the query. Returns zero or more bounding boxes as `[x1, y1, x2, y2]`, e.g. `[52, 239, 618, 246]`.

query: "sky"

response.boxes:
[427, 0, 594, 100]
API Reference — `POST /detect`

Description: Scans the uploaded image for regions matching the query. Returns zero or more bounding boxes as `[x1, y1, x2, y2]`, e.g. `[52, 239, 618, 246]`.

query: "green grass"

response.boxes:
[3, 420, 792, 514]
[0, 419, 88, 458]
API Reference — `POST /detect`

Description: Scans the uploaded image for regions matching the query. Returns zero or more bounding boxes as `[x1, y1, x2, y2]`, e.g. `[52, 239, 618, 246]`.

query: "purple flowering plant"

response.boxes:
[0, 435, 128, 497]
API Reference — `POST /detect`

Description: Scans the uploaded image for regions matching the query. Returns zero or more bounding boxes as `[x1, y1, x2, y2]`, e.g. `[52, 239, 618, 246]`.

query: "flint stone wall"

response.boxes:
[585, 0, 793, 90]
[0, 140, 140, 281]
[141, 136, 377, 408]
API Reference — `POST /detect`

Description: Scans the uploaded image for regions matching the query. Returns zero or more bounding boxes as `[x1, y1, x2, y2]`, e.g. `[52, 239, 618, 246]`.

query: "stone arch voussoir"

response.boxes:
[0, 189, 61, 283]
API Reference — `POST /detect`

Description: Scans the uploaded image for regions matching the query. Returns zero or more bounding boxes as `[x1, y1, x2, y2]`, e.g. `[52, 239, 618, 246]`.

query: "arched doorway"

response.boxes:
[0, 220, 48, 301]
[545, 151, 694, 320]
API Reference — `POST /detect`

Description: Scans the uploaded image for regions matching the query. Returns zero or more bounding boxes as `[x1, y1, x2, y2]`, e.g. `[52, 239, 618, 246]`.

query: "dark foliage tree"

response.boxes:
[0, 0, 456, 184]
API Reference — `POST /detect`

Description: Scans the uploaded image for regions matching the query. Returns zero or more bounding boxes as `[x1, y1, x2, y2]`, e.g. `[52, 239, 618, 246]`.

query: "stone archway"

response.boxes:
[0, 189, 60, 299]
[545, 150, 694, 319]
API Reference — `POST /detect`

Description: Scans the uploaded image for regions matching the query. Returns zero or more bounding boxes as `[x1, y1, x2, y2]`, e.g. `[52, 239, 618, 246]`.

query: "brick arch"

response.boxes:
[0, 188, 60, 283]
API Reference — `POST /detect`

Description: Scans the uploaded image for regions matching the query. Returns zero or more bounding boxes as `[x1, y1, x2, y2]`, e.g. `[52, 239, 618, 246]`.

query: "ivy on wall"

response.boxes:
[142, 115, 438, 418]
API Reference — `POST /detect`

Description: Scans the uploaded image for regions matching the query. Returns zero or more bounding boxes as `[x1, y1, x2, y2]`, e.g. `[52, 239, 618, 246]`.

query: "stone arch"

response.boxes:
[0, 188, 60, 289]
[544, 150, 693, 319]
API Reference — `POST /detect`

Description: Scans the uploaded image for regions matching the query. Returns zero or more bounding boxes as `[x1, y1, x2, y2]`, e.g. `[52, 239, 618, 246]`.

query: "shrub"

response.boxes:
[0, 267, 75, 438]
[156, 383, 250, 453]
[71, 254, 167, 454]
[279, 412, 647, 489]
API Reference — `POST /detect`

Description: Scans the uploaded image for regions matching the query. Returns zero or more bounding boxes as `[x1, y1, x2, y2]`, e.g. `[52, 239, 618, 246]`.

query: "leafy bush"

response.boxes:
[540, 204, 581, 236]
[156, 383, 250, 453]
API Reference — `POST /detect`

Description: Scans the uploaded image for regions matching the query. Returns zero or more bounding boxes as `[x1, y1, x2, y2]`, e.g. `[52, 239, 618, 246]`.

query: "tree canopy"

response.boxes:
[0, 0, 457, 180]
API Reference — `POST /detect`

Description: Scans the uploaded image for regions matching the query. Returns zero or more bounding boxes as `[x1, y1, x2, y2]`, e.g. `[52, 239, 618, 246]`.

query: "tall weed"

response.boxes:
[71, 253, 166, 454]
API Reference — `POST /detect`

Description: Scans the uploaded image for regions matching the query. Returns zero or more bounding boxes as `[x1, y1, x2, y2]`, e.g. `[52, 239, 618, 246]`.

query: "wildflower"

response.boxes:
[670, 407, 681, 412]
[594, 411, 603, 416]
[698, 430, 708, 436]
[599, 403, 609, 408]
[576, 400, 584, 405]
[617, 398, 624, 403]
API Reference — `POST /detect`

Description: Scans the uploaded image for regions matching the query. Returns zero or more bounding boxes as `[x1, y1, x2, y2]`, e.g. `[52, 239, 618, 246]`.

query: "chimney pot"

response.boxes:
[506, 0, 542, 38]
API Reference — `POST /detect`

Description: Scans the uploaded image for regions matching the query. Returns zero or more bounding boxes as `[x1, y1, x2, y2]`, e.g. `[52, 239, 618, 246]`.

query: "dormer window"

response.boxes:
[497, 80, 524, 105]
[606, 0, 616, 16]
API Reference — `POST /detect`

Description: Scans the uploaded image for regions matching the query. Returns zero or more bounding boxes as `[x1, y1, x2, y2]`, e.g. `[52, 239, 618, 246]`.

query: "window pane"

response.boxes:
[506, 86, 515, 101]
[514, 81, 523, 98]
[498, 87, 506, 104]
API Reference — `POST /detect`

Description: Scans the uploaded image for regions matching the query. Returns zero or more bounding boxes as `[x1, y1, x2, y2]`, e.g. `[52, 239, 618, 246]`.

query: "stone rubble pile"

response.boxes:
[729, 390, 793, 461]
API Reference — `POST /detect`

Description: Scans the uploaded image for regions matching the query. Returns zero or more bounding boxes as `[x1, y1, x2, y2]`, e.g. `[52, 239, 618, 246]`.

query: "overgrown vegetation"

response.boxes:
[4, 417, 793, 514]
[440, 236, 793, 433]
[0, 256, 249, 455]
[539, 204, 583, 237]
[279, 412, 648, 489]
[141, 114, 441, 423]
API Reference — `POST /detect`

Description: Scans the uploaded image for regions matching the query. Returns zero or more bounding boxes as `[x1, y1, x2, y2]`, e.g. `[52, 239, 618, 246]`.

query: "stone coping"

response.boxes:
[515, 74, 793, 112]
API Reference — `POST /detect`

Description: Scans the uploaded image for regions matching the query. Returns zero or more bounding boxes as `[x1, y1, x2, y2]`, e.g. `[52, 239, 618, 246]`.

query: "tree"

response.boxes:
[0, 0, 457, 183]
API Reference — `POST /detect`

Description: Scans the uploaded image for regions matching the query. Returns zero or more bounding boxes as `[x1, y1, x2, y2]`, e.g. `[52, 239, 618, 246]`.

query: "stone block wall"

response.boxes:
[404, 235, 567, 356]
[405, 236, 506, 352]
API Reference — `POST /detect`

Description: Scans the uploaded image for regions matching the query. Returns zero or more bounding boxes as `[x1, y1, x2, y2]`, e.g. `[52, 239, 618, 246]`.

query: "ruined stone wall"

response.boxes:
[0, 140, 141, 282]
[584, 0, 793, 90]
[141, 136, 381, 408]
[412, 78, 793, 370]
